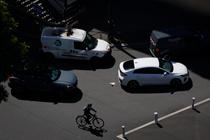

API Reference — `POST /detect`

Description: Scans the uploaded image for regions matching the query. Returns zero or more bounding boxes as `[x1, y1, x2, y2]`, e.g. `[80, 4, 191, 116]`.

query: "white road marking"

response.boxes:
[117, 98, 210, 140]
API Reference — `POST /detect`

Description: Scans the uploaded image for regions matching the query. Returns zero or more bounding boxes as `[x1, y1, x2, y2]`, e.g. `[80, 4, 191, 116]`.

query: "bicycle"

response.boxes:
[76, 113, 104, 128]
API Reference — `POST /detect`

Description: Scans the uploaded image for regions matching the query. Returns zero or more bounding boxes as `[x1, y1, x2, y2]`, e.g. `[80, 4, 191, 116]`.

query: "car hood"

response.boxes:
[93, 39, 110, 52]
[55, 70, 77, 86]
[172, 62, 188, 75]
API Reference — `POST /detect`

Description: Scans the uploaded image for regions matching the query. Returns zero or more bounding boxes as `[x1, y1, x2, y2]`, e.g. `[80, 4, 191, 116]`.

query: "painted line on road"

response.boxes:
[117, 97, 210, 140]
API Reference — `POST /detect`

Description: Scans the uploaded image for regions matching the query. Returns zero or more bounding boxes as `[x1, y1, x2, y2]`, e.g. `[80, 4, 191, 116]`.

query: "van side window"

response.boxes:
[74, 41, 85, 50]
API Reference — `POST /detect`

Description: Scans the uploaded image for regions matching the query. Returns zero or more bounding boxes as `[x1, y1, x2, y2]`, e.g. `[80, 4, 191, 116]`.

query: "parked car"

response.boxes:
[149, 27, 210, 59]
[41, 27, 111, 61]
[118, 57, 189, 89]
[8, 67, 78, 93]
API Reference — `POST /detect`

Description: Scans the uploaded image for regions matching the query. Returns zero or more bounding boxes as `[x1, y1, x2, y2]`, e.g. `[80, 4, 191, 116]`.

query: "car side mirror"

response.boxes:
[81, 50, 86, 53]
[163, 72, 168, 76]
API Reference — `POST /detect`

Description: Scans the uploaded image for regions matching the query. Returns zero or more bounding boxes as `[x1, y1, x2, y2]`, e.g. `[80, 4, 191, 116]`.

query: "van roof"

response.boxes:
[41, 27, 86, 42]
[61, 28, 86, 42]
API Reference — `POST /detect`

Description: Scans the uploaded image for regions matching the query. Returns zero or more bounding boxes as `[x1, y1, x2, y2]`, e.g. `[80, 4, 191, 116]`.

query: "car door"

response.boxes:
[145, 68, 169, 85]
[133, 67, 167, 85]
[73, 41, 89, 59]
[24, 72, 50, 91]
[132, 68, 150, 86]
[35, 73, 56, 92]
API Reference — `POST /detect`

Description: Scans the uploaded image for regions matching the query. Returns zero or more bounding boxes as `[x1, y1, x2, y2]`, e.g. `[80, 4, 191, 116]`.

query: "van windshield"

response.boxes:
[83, 34, 98, 50]
[49, 69, 60, 81]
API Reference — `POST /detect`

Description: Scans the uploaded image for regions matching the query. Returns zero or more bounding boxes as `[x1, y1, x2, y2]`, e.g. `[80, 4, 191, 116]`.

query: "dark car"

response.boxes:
[149, 27, 210, 59]
[8, 67, 78, 93]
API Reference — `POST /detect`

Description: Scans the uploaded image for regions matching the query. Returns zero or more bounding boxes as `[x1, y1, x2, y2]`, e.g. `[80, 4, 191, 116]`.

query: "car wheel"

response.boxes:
[170, 79, 182, 89]
[127, 80, 139, 89]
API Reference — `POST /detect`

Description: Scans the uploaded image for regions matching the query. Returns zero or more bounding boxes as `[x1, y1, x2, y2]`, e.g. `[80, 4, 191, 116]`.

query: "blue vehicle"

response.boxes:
[8, 67, 78, 93]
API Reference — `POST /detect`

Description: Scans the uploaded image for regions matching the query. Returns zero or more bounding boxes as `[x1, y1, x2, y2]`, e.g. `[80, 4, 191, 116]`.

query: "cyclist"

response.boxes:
[83, 104, 96, 124]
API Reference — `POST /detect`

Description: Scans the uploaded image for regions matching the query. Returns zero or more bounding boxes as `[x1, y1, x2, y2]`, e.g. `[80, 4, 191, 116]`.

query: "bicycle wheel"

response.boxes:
[92, 117, 104, 128]
[76, 115, 87, 127]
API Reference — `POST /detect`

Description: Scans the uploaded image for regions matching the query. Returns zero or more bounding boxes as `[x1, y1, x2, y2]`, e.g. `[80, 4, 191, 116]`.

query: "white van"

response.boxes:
[41, 27, 111, 60]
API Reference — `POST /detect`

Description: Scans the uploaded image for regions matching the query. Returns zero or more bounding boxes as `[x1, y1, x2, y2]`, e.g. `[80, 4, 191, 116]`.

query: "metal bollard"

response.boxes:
[192, 97, 196, 109]
[122, 125, 126, 138]
[154, 112, 159, 124]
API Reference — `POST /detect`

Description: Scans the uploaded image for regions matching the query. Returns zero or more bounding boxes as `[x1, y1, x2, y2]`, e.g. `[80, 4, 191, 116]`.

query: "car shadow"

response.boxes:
[122, 78, 193, 94]
[11, 88, 83, 104]
[50, 56, 116, 70]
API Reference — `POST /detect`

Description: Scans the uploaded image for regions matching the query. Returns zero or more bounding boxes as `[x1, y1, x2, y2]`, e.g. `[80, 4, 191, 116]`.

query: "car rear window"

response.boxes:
[123, 60, 134, 70]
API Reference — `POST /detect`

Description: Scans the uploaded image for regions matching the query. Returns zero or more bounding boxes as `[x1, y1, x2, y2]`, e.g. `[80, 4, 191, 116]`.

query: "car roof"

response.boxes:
[151, 28, 193, 40]
[133, 57, 159, 69]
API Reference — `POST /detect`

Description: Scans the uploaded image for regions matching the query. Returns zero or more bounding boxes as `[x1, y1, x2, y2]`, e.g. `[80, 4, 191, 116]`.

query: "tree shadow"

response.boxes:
[177, 53, 210, 79]
[50, 56, 116, 70]
[80, 0, 210, 41]
[122, 78, 193, 94]
[0, 84, 9, 103]
[79, 0, 210, 80]
[114, 44, 137, 59]
[77, 125, 107, 137]
[11, 88, 83, 104]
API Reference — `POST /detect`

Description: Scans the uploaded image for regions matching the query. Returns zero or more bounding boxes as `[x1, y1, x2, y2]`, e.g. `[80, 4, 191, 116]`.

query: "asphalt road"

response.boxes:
[0, 43, 210, 140]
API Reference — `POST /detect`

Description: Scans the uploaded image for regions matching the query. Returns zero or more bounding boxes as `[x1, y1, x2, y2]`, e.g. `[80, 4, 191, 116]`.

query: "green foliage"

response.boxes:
[0, 0, 29, 81]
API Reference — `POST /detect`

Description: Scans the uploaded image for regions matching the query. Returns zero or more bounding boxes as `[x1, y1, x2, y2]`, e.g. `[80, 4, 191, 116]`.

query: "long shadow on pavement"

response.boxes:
[50, 56, 116, 70]
[11, 88, 83, 104]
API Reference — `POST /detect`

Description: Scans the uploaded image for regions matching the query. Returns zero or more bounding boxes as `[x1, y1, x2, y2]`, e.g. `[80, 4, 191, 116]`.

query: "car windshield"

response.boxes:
[159, 59, 173, 72]
[49, 68, 60, 81]
[83, 33, 98, 50]
[123, 60, 134, 70]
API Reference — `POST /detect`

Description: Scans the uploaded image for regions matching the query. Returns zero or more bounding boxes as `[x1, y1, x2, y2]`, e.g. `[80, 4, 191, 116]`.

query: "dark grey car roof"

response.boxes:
[151, 28, 193, 40]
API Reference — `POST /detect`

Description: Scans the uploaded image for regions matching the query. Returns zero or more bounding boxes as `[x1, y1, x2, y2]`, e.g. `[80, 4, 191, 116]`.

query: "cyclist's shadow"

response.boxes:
[78, 125, 107, 137]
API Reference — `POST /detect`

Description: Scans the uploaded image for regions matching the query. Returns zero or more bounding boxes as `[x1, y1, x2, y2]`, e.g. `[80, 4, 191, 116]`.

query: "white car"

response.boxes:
[118, 57, 189, 89]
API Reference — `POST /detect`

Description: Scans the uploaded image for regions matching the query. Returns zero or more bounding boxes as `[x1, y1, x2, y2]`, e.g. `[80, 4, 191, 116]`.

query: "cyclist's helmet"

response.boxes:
[87, 104, 92, 107]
